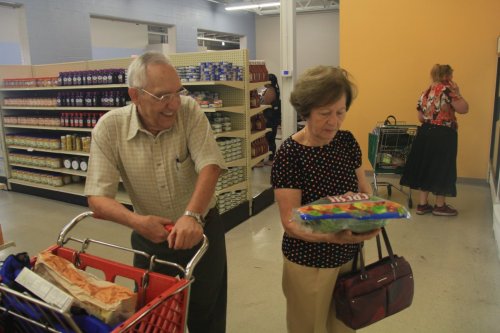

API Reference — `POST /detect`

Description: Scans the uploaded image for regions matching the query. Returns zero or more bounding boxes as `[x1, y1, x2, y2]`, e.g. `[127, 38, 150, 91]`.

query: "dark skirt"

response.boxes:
[400, 123, 457, 197]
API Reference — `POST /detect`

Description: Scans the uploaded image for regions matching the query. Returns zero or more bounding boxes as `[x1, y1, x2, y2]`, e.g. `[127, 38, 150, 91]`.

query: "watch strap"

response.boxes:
[184, 210, 205, 227]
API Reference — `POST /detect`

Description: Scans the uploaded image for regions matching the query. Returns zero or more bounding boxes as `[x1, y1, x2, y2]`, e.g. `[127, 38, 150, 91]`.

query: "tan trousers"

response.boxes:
[282, 257, 356, 333]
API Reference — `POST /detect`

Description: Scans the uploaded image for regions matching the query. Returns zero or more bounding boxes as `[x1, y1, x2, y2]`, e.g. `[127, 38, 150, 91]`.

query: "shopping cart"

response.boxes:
[0, 211, 208, 333]
[368, 118, 418, 208]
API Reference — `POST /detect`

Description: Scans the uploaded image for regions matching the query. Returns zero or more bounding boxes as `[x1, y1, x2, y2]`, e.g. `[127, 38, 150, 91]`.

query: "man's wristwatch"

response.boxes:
[184, 210, 206, 228]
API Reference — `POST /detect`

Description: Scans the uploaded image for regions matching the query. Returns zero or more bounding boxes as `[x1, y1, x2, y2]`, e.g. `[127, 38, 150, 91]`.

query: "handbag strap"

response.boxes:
[355, 227, 396, 279]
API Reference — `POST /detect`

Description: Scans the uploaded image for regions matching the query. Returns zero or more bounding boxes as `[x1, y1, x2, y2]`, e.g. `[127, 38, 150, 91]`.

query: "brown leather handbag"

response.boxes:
[333, 228, 414, 329]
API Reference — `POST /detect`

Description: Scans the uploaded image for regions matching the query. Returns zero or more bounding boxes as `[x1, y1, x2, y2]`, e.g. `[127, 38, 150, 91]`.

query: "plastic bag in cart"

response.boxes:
[292, 193, 411, 233]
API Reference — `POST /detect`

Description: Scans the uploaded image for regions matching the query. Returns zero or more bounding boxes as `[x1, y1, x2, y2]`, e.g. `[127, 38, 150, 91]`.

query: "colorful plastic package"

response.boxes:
[292, 193, 411, 233]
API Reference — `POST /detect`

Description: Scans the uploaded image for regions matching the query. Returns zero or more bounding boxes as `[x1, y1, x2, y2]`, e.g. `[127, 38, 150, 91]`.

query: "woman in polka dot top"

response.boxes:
[271, 66, 380, 333]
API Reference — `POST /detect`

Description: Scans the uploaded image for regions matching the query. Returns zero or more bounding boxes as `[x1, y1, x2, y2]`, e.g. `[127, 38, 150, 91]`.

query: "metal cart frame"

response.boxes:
[0, 211, 208, 333]
[368, 123, 418, 208]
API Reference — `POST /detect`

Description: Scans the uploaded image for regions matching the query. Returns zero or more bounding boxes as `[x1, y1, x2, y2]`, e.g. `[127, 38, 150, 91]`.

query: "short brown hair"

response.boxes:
[290, 66, 357, 120]
[430, 64, 453, 83]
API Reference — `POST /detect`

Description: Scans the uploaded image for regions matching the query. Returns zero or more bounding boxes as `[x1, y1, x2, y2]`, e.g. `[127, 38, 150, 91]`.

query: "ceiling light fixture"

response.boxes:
[225, 1, 280, 11]
[197, 36, 240, 45]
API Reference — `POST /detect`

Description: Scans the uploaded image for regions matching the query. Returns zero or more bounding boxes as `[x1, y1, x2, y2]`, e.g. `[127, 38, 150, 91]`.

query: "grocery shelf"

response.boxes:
[7, 179, 131, 205]
[225, 157, 246, 168]
[1, 106, 119, 111]
[0, 84, 127, 92]
[183, 81, 244, 89]
[250, 152, 271, 168]
[249, 104, 271, 118]
[214, 129, 246, 139]
[216, 180, 248, 196]
[8, 145, 90, 157]
[202, 105, 245, 114]
[250, 128, 271, 142]
[10, 163, 87, 177]
[248, 81, 270, 91]
[5, 124, 93, 132]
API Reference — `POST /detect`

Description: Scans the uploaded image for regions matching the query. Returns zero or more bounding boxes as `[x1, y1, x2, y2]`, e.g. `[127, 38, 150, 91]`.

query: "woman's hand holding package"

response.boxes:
[326, 228, 381, 244]
[167, 215, 204, 250]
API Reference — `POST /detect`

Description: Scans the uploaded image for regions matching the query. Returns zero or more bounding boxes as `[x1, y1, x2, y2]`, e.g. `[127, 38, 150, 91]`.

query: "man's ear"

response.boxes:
[128, 87, 139, 104]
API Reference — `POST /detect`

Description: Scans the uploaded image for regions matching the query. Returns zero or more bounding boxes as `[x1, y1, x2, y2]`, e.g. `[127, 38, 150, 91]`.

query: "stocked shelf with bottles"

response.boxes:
[0, 52, 273, 224]
[169, 50, 273, 220]
[0, 58, 132, 204]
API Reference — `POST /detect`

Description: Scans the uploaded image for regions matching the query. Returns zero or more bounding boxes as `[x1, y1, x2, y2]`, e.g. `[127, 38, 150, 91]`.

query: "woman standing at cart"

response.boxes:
[400, 64, 469, 216]
[271, 66, 380, 333]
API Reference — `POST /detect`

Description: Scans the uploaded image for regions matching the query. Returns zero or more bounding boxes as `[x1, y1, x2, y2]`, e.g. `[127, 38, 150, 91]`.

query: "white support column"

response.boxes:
[280, 0, 297, 139]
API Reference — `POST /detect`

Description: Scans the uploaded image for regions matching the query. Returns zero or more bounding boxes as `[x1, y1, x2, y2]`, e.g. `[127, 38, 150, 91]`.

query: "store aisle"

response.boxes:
[0, 179, 499, 332]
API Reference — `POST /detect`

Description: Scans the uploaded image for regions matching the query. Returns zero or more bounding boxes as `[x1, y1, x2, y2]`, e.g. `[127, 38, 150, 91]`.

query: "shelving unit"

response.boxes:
[169, 49, 273, 226]
[0, 58, 133, 206]
[0, 50, 273, 229]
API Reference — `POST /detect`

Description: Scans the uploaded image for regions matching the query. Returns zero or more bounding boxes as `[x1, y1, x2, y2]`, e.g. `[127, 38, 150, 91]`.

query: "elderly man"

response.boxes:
[85, 51, 227, 333]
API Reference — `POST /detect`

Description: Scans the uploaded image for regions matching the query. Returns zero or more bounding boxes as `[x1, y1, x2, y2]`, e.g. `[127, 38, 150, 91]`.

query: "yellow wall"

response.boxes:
[340, 0, 500, 180]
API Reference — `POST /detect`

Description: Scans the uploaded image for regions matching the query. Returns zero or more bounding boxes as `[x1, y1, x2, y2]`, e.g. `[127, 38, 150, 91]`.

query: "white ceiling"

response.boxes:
[209, 0, 339, 15]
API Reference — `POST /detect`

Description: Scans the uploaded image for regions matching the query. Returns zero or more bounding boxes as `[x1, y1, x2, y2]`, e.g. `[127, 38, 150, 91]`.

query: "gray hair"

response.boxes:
[127, 51, 172, 89]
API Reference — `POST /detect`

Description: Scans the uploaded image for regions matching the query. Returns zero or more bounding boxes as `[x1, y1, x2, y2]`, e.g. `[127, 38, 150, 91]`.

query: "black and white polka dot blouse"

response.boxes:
[271, 130, 362, 268]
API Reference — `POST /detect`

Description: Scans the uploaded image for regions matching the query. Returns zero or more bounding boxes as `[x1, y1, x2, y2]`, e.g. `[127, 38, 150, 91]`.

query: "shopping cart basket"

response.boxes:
[0, 211, 208, 333]
[368, 119, 418, 208]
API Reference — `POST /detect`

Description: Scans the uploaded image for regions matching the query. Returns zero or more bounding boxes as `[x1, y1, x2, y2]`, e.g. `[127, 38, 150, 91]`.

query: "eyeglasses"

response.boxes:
[140, 87, 189, 103]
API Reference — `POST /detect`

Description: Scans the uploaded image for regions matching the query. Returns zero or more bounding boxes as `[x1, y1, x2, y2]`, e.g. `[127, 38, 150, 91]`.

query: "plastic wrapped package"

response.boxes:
[292, 193, 411, 233]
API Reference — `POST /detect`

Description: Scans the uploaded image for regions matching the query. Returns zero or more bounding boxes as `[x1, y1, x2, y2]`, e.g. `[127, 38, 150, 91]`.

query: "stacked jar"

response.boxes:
[8, 152, 62, 169]
[207, 112, 232, 133]
[58, 68, 126, 86]
[216, 190, 247, 214]
[215, 167, 245, 192]
[217, 138, 243, 162]
[11, 168, 65, 187]
[251, 137, 269, 158]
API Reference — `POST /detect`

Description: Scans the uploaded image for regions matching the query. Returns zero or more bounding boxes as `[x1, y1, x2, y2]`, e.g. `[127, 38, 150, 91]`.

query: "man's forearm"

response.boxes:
[88, 195, 141, 229]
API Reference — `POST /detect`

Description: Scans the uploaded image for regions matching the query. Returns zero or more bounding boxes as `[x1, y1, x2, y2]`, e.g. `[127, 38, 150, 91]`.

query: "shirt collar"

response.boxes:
[127, 104, 175, 141]
[127, 104, 142, 141]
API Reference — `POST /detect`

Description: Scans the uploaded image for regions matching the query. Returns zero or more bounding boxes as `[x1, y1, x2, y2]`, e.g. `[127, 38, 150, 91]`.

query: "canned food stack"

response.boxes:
[9, 152, 63, 169]
[217, 138, 243, 162]
[63, 157, 88, 171]
[177, 66, 201, 82]
[217, 190, 247, 214]
[207, 112, 232, 134]
[176, 63, 243, 82]
[215, 167, 245, 192]
[189, 91, 223, 108]
[4, 97, 57, 107]
[6, 134, 61, 150]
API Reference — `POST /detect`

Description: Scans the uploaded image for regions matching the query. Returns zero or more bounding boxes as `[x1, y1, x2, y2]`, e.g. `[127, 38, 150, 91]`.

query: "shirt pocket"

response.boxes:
[176, 155, 197, 197]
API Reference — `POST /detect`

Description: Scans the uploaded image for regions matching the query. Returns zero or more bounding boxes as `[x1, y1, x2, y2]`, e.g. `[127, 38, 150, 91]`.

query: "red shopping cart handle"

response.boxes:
[165, 224, 174, 233]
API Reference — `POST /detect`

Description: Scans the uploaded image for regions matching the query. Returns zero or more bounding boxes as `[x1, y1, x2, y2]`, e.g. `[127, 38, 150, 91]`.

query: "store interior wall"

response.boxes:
[255, 11, 339, 87]
[0, 0, 256, 65]
[90, 18, 148, 60]
[340, 0, 500, 180]
[0, 6, 23, 65]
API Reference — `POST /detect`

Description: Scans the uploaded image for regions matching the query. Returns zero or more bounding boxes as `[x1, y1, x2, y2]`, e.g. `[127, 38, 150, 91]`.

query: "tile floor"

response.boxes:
[0, 173, 499, 333]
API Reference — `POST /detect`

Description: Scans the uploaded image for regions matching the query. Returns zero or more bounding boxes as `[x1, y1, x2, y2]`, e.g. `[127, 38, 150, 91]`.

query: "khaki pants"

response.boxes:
[282, 257, 356, 333]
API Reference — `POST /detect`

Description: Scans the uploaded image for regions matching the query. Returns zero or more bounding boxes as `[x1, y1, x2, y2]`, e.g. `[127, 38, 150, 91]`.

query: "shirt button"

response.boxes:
[157, 163, 161, 167]
[160, 185, 165, 189]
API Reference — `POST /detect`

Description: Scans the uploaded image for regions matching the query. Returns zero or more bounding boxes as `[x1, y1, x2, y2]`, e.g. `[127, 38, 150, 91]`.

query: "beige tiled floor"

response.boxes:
[0, 174, 499, 332]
